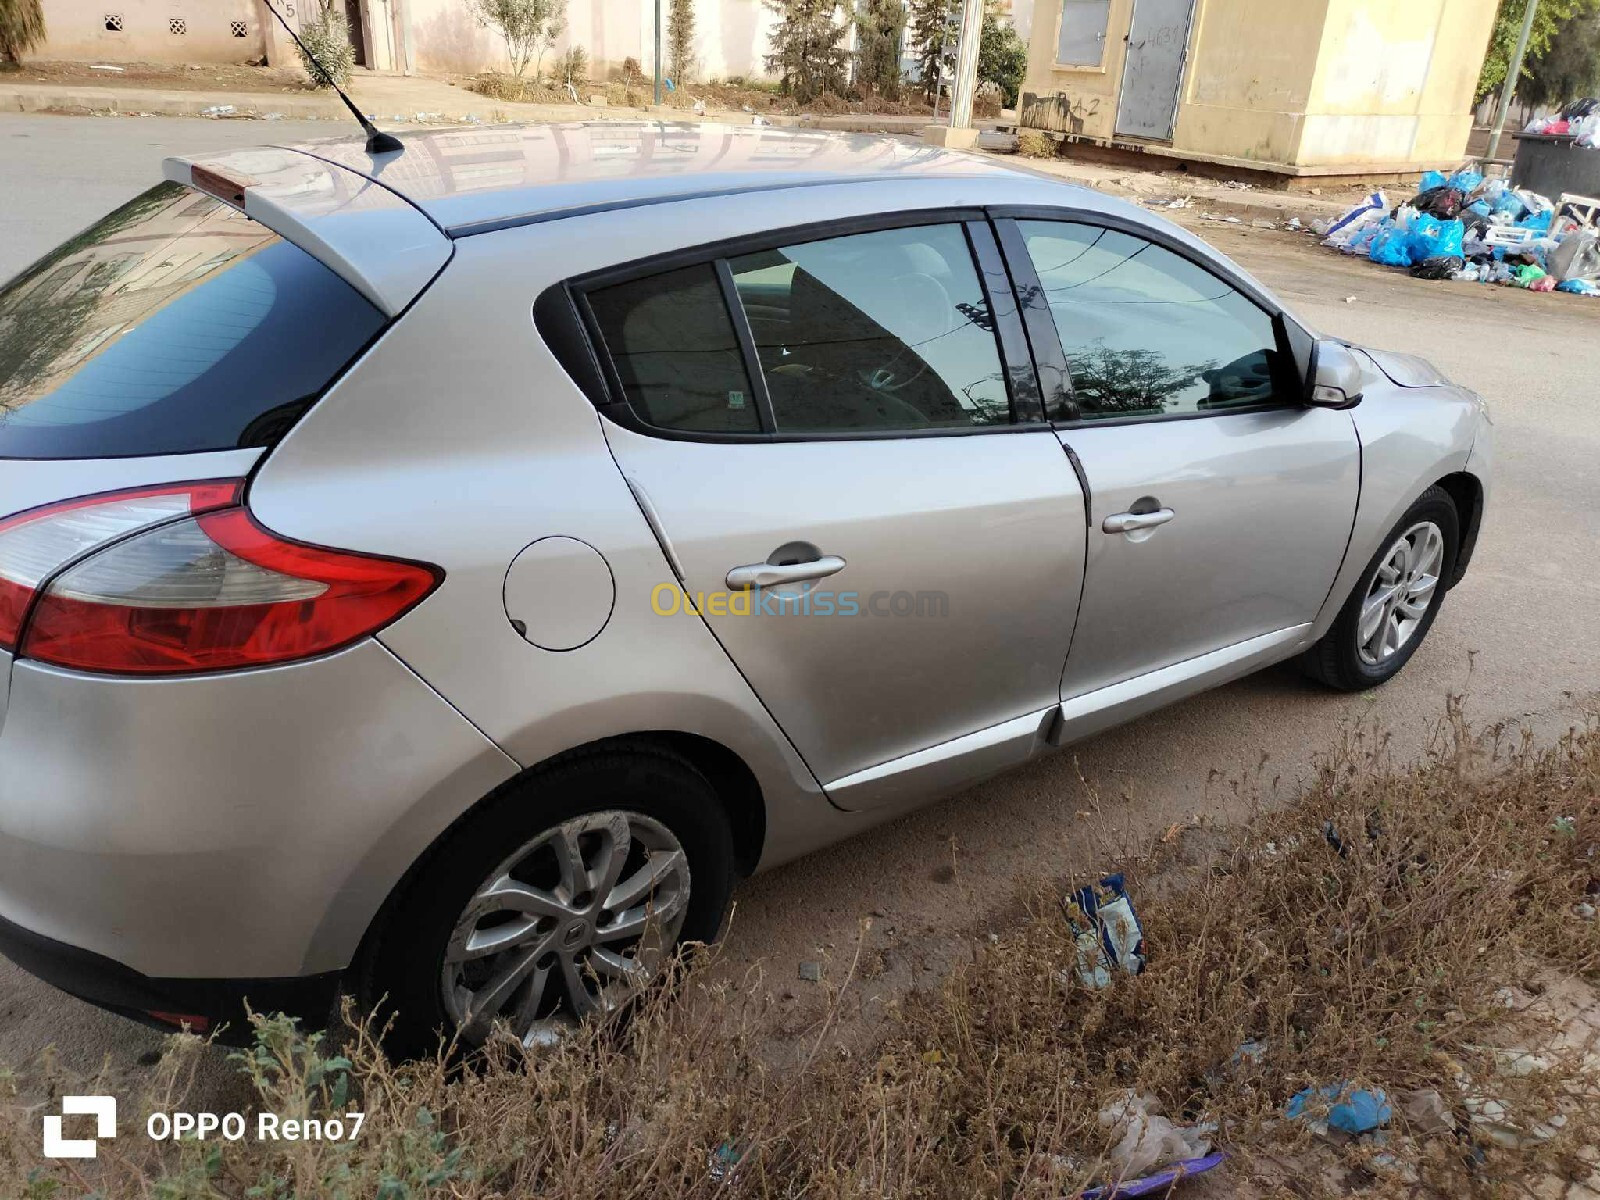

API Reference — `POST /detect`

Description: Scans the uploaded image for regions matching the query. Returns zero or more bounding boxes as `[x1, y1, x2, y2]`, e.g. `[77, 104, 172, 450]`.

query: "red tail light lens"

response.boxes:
[0, 481, 240, 652]
[22, 508, 441, 676]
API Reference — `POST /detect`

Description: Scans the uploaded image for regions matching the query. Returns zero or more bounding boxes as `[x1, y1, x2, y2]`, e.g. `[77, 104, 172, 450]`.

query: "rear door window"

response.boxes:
[0, 181, 386, 459]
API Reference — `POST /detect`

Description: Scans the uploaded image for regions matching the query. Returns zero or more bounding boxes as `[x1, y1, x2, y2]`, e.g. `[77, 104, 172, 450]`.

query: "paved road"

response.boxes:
[2, 113, 1597, 1099]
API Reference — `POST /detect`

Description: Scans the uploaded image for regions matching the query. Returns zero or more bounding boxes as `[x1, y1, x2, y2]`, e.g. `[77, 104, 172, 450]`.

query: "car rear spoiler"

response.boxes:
[162, 147, 450, 317]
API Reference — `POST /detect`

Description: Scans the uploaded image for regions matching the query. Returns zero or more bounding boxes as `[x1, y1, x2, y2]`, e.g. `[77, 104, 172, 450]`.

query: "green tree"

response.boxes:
[668, 0, 695, 83]
[854, 0, 906, 100]
[1475, 0, 1600, 101]
[907, 0, 957, 104]
[0, 0, 44, 65]
[977, 9, 1026, 107]
[764, 0, 850, 102]
[470, 0, 567, 79]
[1521, 7, 1600, 109]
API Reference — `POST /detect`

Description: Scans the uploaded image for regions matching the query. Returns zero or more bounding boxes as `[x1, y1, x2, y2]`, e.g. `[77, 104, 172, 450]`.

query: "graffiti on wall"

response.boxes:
[1021, 90, 1102, 135]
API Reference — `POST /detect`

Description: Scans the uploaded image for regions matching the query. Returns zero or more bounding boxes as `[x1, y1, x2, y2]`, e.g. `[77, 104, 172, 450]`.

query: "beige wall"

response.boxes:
[1299, 0, 1497, 166]
[37, 0, 266, 63]
[1020, 0, 1133, 140]
[405, 0, 778, 82]
[1022, 0, 1498, 171]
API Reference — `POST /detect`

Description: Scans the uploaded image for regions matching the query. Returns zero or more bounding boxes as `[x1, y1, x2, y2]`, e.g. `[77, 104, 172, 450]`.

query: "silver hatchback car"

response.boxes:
[0, 123, 1489, 1051]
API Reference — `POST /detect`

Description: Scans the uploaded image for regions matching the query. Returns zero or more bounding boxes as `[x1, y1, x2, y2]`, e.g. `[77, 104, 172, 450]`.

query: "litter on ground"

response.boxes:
[1319, 159, 1600, 298]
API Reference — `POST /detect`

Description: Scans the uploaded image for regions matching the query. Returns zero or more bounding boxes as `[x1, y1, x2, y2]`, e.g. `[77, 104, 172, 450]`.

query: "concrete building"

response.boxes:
[1020, 0, 1500, 178]
[33, 0, 781, 82]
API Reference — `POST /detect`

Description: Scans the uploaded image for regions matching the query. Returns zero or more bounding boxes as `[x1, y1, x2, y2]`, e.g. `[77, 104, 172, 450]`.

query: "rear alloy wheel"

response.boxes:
[1301, 485, 1459, 691]
[441, 810, 691, 1047]
[364, 748, 733, 1056]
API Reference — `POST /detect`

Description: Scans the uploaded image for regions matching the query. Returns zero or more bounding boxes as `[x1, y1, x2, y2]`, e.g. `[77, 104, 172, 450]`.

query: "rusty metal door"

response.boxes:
[1113, 0, 1196, 141]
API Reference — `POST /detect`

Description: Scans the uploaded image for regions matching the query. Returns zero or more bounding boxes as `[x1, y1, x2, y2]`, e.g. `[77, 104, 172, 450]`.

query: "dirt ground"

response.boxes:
[1, 115, 1597, 1146]
[0, 60, 312, 93]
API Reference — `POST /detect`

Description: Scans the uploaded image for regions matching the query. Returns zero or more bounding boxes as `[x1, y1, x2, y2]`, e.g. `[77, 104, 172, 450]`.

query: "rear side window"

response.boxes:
[586, 263, 761, 435]
[0, 181, 386, 459]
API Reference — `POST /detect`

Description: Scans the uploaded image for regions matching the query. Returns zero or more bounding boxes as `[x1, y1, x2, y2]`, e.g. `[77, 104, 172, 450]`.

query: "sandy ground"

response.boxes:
[1, 114, 1597, 1111]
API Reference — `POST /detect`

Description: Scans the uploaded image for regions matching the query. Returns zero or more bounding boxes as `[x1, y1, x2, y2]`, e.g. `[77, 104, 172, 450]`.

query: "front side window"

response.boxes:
[729, 224, 1010, 433]
[1017, 220, 1285, 421]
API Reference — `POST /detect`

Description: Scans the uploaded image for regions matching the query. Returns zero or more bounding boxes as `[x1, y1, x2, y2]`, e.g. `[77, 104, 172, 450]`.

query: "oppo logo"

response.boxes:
[42, 1096, 117, 1159]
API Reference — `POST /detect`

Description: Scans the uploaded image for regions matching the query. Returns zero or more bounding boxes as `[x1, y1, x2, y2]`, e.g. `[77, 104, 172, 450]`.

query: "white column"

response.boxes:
[947, 0, 984, 129]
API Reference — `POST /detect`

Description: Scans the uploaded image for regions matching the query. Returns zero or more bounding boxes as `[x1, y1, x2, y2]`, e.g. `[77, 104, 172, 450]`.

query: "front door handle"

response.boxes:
[1102, 508, 1175, 535]
[726, 555, 847, 591]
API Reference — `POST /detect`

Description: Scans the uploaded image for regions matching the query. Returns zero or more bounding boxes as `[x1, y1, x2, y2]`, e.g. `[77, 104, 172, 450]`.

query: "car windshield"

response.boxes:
[0, 181, 386, 460]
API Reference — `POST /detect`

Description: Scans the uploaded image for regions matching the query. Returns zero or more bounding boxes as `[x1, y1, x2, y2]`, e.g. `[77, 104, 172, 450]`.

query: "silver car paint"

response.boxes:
[0, 130, 1490, 990]
[605, 422, 1088, 789]
[0, 644, 516, 977]
[1056, 408, 1360, 697]
[161, 147, 452, 316]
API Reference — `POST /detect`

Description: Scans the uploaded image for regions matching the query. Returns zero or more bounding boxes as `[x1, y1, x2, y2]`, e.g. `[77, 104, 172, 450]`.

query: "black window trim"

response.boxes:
[542, 208, 1051, 445]
[989, 206, 1311, 430]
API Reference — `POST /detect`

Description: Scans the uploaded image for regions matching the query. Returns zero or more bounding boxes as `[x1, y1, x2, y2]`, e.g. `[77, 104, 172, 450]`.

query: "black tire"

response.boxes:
[361, 745, 734, 1057]
[1301, 485, 1460, 692]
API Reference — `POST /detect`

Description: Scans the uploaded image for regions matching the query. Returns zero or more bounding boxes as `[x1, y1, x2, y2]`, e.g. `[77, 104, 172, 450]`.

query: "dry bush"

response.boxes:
[1017, 128, 1057, 158]
[2, 703, 1596, 1198]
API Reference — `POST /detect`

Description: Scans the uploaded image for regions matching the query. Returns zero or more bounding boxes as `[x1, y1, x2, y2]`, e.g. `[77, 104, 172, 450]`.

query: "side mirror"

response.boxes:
[1306, 340, 1365, 408]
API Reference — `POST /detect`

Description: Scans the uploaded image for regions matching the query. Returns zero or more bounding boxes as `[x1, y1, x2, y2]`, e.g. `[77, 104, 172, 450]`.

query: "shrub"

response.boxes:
[620, 54, 644, 83]
[1016, 128, 1055, 158]
[0, 0, 46, 66]
[668, 0, 695, 84]
[555, 43, 589, 85]
[295, 0, 355, 90]
[469, 0, 566, 79]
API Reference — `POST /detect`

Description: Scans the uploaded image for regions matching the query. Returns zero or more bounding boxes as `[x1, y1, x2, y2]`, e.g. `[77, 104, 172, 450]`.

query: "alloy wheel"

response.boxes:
[440, 810, 691, 1046]
[1356, 520, 1444, 666]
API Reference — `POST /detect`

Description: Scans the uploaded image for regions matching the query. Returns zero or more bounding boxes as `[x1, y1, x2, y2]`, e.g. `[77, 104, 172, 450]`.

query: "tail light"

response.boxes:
[0, 481, 440, 676]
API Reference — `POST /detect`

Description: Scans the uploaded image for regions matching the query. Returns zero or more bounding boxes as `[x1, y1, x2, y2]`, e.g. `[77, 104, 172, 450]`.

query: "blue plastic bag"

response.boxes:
[1408, 215, 1464, 261]
[1419, 169, 1447, 191]
[1493, 191, 1529, 219]
[1467, 199, 1492, 218]
[1369, 223, 1412, 266]
[1288, 1085, 1392, 1135]
[1445, 169, 1484, 193]
[1517, 210, 1553, 232]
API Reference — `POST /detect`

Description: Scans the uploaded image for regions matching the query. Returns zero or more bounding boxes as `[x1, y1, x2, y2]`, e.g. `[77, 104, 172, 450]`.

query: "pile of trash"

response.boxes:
[1521, 96, 1600, 147]
[1319, 167, 1600, 296]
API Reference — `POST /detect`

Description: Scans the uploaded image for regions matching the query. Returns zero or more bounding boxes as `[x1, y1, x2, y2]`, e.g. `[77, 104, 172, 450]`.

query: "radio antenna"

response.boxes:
[261, 0, 404, 155]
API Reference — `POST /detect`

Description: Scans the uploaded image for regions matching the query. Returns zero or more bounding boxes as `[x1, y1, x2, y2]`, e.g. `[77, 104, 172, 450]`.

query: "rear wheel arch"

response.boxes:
[350, 730, 766, 984]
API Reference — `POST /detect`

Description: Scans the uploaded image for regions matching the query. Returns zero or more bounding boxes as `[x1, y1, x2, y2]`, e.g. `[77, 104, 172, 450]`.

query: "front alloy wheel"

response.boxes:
[441, 811, 690, 1046]
[1300, 484, 1459, 692]
[1356, 521, 1444, 666]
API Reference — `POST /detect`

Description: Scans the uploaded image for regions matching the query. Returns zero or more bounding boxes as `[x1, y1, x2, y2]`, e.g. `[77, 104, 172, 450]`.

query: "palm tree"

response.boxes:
[0, 0, 46, 66]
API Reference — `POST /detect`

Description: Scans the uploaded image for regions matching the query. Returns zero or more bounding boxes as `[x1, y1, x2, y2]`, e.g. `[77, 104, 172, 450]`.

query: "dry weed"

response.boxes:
[2, 703, 1596, 1198]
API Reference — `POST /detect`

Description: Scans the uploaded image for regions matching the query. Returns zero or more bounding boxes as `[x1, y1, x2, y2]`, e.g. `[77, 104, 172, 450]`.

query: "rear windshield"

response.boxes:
[0, 181, 386, 460]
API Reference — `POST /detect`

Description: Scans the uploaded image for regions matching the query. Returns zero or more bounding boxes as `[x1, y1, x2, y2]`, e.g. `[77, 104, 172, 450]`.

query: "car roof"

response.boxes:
[278, 120, 1021, 234]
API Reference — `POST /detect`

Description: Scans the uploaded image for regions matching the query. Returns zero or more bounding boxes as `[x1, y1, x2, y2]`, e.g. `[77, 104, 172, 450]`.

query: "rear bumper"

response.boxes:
[0, 640, 517, 984]
[0, 908, 338, 1041]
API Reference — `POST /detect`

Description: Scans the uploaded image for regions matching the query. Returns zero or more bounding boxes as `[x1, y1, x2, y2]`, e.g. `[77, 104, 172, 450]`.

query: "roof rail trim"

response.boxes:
[445, 173, 981, 239]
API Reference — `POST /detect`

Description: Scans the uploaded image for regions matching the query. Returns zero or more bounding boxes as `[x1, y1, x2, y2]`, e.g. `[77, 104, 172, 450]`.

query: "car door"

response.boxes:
[577, 216, 1088, 806]
[996, 215, 1361, 701]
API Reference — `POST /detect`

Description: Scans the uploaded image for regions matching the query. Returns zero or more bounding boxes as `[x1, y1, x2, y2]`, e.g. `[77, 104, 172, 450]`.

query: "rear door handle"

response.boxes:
[1102, 508, 1175, 534]
[726, 555, 847, 591]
